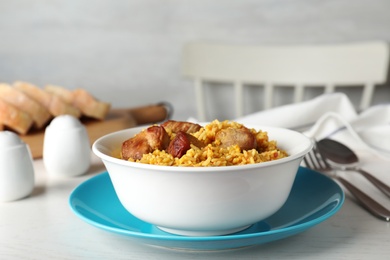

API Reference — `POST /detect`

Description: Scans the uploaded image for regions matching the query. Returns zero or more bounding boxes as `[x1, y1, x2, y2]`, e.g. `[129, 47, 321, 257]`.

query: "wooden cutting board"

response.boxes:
[20, 103, 170, 159]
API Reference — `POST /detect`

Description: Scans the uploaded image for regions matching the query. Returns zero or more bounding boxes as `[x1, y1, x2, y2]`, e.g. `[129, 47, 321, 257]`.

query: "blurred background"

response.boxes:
[1, 0, 389, 120]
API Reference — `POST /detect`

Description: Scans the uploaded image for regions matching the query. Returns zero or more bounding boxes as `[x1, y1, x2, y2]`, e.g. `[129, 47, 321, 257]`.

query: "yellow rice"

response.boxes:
[129, 120, 288, 167]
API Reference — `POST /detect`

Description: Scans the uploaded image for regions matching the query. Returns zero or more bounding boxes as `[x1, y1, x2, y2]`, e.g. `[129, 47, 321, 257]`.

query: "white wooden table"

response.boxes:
[1, 154, 389, 260]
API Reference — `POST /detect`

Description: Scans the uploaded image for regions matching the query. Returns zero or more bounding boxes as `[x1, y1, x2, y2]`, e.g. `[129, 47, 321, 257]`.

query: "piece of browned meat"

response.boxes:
[167, 131, 206, 158]
[122, 125, 170, 160]
[161, 120, 201, 134]
[215, 127, 257, 151]
[122, 135, 152, 161]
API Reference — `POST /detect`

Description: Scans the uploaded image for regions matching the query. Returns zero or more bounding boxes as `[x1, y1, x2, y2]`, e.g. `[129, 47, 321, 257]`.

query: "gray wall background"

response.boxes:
[1, 0, 389, 120]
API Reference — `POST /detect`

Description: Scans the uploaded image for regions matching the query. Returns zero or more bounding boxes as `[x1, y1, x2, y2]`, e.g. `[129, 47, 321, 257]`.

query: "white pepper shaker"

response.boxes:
[0, 131, 35, 202]
[43, 115, 91, 177]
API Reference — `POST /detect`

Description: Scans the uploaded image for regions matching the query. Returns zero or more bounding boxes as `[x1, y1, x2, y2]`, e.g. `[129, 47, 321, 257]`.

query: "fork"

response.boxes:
[304, 142, 390, 221]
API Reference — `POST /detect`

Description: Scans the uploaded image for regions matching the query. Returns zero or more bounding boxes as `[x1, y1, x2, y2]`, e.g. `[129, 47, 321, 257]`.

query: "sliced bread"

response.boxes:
[13, 81, 81, 118]
[44, 84, 110, 119]
[72, 88, 111, 120]
[0, 83, 51, 128]
[0, 99, 33, 134]
[45, 84, 74, 103]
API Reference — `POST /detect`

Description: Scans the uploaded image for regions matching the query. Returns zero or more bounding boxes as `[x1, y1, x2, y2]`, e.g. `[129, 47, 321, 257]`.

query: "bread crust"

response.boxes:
[0, 81, 111, 135]
[45, 84, 73, 103]
[0, 99, 33, 134]
[0, 83, 51, 128]
[13, 81, 81, 118]
[72, 88, 111, 120]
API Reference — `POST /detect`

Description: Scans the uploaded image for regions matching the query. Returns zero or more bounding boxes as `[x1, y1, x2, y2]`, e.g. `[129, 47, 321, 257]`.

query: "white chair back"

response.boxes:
[182, 42, 389, 121]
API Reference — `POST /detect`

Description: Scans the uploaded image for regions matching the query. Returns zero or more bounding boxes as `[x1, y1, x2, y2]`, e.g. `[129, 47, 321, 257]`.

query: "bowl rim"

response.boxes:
[92, 124, 313, 172]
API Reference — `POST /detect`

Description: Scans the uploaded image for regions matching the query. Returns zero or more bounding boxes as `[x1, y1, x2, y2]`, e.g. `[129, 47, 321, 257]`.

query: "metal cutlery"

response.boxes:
[317, 138, 390, 198]
[304, 141, 390, 221]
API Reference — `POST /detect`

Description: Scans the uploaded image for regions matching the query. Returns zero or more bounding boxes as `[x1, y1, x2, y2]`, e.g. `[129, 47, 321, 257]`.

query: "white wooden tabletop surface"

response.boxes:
[1, 154, 389, 260]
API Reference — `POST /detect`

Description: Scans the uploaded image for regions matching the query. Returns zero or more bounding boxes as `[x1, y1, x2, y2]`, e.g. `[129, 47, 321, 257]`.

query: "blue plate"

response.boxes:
[69, 167, 344, 251]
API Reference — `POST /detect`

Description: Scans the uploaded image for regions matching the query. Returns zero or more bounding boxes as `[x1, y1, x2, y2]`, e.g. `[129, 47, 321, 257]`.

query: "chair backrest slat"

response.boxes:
[182, 42, 389, 121]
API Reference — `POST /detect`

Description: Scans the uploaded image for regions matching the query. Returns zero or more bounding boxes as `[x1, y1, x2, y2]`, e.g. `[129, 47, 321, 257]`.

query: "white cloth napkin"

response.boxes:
[236, 93, 358, 129]
[234, 92, 390, 158]
[235, 93, 390, 209]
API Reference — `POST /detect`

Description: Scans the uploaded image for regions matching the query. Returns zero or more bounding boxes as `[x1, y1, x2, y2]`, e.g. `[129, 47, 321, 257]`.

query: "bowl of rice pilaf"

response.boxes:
[92, 120, 313, 236]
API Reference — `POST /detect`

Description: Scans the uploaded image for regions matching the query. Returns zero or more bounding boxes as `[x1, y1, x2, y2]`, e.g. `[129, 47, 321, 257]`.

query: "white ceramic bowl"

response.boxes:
[92, 125, 313, 236]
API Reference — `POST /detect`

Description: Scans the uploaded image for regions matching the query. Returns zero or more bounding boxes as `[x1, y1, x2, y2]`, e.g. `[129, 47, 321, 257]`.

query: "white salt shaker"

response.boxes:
[0, 131, 35, 202]
[43, 115, 91, 177]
